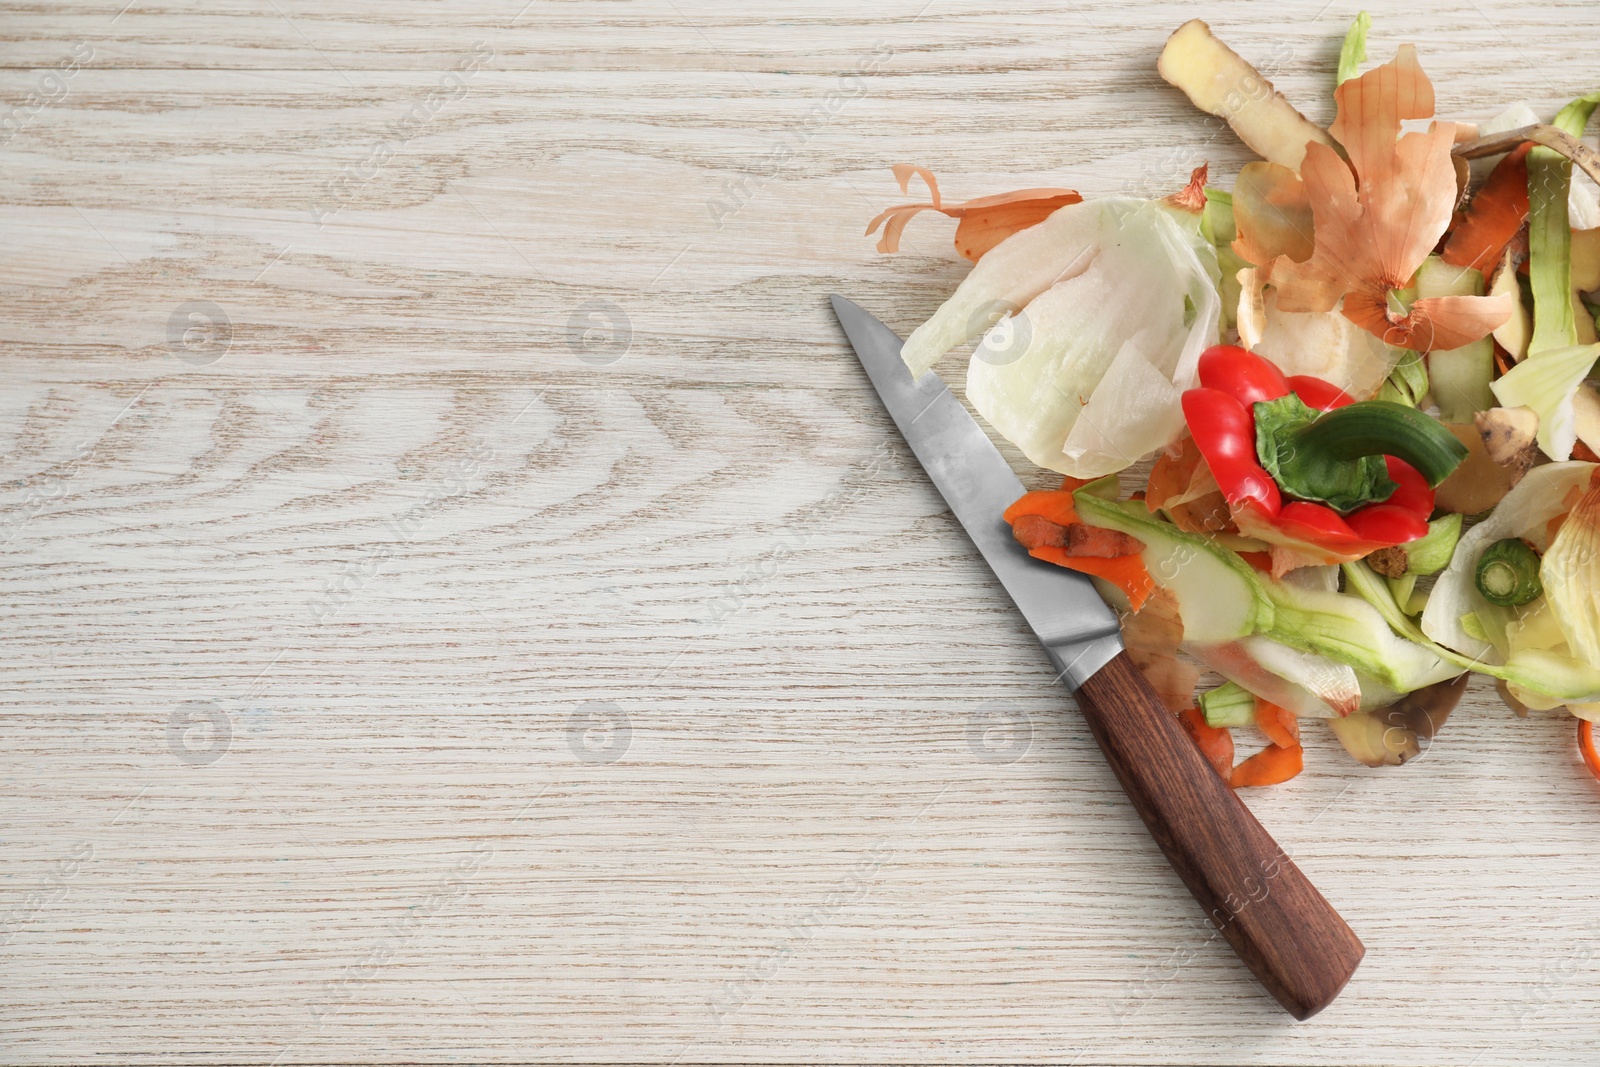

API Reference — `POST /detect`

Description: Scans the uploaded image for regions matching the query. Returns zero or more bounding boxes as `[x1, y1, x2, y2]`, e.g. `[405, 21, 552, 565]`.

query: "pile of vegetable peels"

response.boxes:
[867, 15, 1600, 786]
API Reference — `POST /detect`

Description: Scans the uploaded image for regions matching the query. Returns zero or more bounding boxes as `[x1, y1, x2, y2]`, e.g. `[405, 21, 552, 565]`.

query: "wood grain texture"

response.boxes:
[3, 1, 1600, 1064]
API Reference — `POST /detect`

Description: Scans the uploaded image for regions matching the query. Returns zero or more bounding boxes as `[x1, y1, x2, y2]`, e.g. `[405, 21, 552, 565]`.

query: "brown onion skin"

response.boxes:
[1328, 673, 1471, 767]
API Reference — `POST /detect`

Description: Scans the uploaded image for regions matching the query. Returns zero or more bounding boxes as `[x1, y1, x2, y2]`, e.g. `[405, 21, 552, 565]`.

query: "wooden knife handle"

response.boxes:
[1073, 650, 1364, 1020]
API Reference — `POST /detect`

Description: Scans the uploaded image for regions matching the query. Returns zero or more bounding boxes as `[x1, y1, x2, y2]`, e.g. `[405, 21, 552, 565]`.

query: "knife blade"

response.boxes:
[829, 295, 1123, 688]
[831, 294, 1364, 1020]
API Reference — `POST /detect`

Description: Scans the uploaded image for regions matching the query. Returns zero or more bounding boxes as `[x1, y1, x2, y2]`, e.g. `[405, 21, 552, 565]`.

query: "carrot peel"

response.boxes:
[1011, 514, 1145, 558]
[1579, 719, 1600, 782]
[1024, 546, 1155, 611]
[1231, 740, 1304, 787]
[1441, 142, 1532, 275]
[1065, 523, 1145, 558]
[1007, 489, 1155, 609]
[1180, 706, 1235, 780]
[1255, 700, 1301, 749]
[1003, 488, 1080, 528]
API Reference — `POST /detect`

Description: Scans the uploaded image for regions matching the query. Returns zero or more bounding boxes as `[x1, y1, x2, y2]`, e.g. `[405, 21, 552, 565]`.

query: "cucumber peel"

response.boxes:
[1344, 560, 1600, 701]
[1278, 399, 1469, 489]
[1072, 491, 1273, 642]
[1263, 575, 1462, 693]
[1528, 91, 1600, 357]
[1254, 394, 1397, 511]
[1414, 255, 1494, 420]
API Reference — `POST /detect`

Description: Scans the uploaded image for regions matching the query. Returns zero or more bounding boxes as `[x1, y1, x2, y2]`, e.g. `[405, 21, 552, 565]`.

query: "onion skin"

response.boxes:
[1543, 473, 1600, 666]
[1327, 674, 1470, 767]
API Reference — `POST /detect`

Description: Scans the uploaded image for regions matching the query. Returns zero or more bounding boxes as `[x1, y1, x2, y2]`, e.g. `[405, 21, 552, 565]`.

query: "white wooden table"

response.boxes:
[3, 2, 1599, 1063]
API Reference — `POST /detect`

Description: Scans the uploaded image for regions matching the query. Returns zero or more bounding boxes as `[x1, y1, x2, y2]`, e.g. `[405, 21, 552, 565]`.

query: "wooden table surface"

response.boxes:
[4, 2, 1600, 1063]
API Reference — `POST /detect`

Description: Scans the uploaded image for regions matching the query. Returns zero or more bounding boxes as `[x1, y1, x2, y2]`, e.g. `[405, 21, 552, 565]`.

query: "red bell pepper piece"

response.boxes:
[1182, 346, 1438, 561]
[1198, 345, 1289, 405]
[1286, 375, 1355, 411]
[1381, 456, 1434, 516]
[1343, 504, 1430, 545]
[1180, 388, 1282, 517]
[1276, 501, 1361, 544]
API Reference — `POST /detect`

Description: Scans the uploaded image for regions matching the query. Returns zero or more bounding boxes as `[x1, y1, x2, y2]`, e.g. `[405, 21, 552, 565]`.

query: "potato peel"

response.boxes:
[1157, 19, 1335, 173]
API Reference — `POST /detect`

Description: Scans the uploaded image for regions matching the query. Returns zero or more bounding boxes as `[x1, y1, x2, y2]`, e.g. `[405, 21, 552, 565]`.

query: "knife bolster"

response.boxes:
[1044, 632, 1124, 691]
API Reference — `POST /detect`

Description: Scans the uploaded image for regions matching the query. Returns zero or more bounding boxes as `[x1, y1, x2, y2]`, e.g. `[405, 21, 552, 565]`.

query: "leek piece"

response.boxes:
[1345, 559, 1600, 699]
[1185, 637, 1360, 718]
[1199, 681, 1256, 728]
[1475, 538, 1544, 606]
[1509, 90, 1600, 459]
[1337, 12, 1371, 87]
[1201, 189, 1243, 331]
[1476, 601, 1516, 658]
[1421, 462, 1595, 661]
[1263, 576, 1461, 693]
[1405, 513, 1462, 575]
[1387, 572, 1418, 612]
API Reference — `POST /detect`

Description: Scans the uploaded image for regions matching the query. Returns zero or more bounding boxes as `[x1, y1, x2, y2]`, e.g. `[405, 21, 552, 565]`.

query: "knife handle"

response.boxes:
[1072, 650, 1364, 1020]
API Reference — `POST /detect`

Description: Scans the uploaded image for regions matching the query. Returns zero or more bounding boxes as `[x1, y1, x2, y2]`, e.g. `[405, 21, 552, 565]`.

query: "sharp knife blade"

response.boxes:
[830, 295, 1122, 687]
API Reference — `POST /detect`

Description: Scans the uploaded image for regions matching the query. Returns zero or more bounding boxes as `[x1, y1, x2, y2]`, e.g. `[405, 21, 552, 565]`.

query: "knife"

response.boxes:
[830, 295, 1364, 1020]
